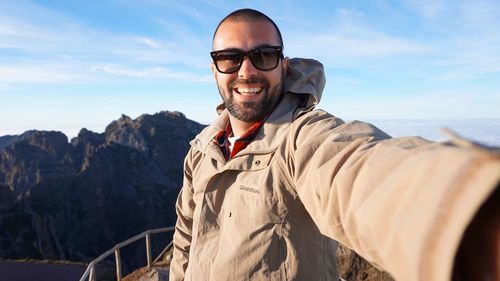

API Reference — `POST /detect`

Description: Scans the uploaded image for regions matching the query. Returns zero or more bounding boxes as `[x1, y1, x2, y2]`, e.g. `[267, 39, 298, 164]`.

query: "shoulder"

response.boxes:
[289, 110, 391, 146]
[292, 109, 343, 132]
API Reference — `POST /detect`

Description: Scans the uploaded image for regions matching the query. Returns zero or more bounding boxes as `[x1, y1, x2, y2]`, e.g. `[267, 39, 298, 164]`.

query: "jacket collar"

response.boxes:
[192, 93, 301, 156]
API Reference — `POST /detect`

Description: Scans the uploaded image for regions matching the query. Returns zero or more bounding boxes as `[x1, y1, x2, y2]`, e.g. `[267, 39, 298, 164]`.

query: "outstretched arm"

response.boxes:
[283, 112, 500, 281]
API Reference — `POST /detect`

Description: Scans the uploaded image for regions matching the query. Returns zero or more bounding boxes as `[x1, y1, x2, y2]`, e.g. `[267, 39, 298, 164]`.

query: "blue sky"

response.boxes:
[1, 0, 499, 138]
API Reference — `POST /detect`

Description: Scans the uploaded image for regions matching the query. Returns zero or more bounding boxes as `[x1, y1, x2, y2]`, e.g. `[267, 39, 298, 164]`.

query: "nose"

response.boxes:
[238, 55, 258, 78]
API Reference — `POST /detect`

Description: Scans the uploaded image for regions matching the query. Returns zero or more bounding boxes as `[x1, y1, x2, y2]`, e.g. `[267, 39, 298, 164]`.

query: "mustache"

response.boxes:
[231, 77, 269, 87]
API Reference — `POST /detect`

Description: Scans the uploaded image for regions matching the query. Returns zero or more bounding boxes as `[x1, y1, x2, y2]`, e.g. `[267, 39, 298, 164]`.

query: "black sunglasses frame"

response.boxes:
[210, 46, 284, 74]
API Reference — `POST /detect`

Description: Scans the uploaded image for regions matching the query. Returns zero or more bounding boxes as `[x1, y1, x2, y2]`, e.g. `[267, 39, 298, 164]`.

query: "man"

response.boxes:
[170, 8, 499, 281]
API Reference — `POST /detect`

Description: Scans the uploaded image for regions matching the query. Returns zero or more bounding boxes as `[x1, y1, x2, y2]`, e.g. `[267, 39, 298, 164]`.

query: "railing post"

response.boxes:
[89, 265, 96, 281]
[115, 248, 122, 281]
[146, 233, 152, 268]
[79, 227, 175, 281]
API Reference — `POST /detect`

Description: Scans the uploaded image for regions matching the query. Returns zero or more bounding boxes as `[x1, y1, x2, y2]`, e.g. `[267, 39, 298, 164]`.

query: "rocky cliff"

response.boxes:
[0, 111, 204, 262]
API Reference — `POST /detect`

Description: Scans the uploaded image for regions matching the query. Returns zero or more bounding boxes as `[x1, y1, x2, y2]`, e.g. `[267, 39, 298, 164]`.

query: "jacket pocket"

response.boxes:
[225, 186, 282, 225]
[210, 188, 285, 280]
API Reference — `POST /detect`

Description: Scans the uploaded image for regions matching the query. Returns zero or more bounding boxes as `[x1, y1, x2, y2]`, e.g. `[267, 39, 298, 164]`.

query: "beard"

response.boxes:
[217, 76, 284, 123]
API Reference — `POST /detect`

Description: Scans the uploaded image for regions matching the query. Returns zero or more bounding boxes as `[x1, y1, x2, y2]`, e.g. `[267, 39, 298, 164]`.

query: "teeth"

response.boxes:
[237, 87, 262, 96]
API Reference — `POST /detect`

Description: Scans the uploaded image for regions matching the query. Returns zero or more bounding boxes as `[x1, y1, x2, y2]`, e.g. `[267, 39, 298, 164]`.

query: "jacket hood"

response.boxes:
[216, 58, 325, 114]
[283, 58, 325, 109]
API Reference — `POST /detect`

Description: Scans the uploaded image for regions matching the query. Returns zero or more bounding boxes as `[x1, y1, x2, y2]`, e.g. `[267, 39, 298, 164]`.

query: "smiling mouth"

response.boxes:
[234, 87, 263, 96]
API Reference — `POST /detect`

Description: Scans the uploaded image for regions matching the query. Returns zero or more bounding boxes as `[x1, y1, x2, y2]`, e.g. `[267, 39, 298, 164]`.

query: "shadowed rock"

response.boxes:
[0, 111, 204, 263]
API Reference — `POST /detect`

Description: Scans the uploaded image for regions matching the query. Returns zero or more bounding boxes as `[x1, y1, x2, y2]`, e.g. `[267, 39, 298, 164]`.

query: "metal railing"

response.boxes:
[79, 226, 175, 281]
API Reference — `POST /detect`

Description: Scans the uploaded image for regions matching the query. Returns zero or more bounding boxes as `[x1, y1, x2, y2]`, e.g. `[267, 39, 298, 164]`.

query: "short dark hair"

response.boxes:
[212, 8, 284, 49]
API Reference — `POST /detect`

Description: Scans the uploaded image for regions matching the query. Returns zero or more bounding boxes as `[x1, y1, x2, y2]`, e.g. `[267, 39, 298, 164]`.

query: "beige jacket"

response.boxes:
[170, 58, 500, 281]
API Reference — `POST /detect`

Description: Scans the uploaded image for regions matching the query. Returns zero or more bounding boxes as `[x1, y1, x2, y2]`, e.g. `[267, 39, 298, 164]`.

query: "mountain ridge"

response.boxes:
[0, 110, 204, 262]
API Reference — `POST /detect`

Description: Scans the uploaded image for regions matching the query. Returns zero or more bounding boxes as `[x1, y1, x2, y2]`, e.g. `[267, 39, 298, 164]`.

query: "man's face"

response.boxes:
[211, 20, 288, 123]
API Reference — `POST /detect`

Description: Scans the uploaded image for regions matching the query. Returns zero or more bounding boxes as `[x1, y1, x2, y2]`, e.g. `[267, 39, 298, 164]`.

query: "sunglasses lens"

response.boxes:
[213, 52, 242, 73]
[249, 47, 280, 70]
[211, 46, 282, 73]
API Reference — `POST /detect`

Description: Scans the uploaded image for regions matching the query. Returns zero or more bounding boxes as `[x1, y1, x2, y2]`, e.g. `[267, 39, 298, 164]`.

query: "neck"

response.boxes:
[228, 115, 255, 137]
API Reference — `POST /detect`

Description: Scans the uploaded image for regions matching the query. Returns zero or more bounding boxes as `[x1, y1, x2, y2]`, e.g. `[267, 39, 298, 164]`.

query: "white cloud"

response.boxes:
[0, 1, 211, 87]
[131, 36, 163, 49]
[0, 18, 39, 38]
[285, 18, 435, 70]
[282, 2, 500, 85]
[324, 89, 500, 120]
[91, 64, 212, 82]
[460, 0, 500, 30]
[309, 30, 431, 57]
[0, 65, 87, 83]
[404, 0, 446, 18]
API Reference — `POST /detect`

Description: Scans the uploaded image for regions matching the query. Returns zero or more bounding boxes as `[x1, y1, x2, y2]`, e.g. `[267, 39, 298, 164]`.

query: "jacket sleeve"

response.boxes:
[285, 112, 500, 281]
[169, 148, 196, 281]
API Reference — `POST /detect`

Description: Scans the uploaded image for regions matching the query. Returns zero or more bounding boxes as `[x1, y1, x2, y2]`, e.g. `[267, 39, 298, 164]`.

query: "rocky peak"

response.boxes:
[137, 112, 186, 132]
[20, 130, 70, 157]
[103, 111, 204, 154]
[105, 114, 147, 152]
[0, 130, 75, 195]
[71, 128, 105, 147]
[69, 129, 106, 172]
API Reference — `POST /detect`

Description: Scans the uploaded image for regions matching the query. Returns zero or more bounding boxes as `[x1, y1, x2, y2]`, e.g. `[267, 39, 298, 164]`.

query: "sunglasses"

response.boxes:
[210, 46, 284, 74]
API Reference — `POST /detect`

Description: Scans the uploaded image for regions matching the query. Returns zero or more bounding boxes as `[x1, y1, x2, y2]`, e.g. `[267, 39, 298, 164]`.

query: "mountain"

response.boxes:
[0, 111, 204, 261]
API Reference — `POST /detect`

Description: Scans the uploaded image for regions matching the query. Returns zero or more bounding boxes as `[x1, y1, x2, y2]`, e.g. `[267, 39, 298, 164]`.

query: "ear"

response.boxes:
[281, 56, 289, 74]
